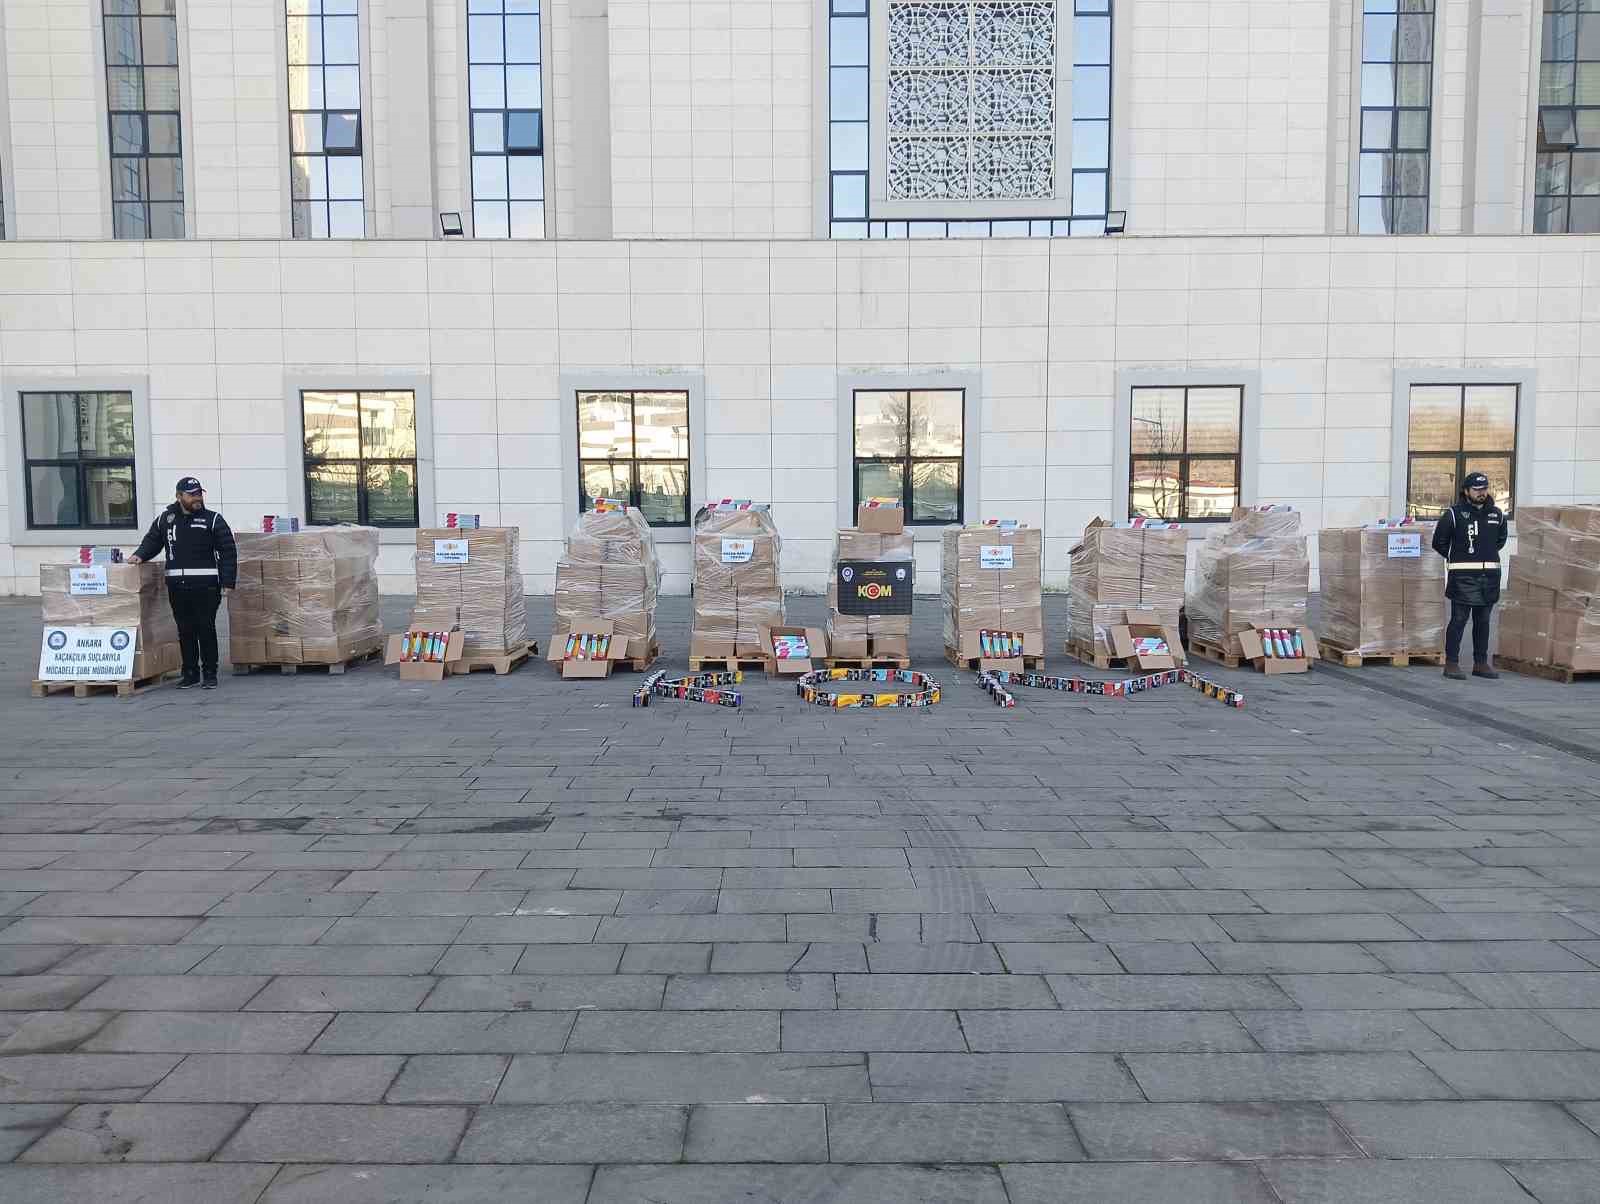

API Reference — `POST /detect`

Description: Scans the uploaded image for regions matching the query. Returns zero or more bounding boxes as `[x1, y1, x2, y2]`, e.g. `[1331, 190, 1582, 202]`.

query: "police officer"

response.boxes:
[129, 477, 238, 690]
[1431, 470, 1506, 681]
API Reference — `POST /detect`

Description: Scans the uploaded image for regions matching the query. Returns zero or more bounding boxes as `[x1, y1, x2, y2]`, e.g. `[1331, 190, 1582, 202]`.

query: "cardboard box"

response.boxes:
[386, 626, 465, 682]
[415, 527, 527, 657]
[1106, 613, 1186, 670]
[553, 509, 660, 659]
[1317, 524, 1445, 655]
[1237, 624, 1321, 674]
[941, 525, 1043, 661]
[692, 506, 784, 656]
[759, 625, 827, 674]
[856, 501, 905, 534]
[547, 620, 630, 679]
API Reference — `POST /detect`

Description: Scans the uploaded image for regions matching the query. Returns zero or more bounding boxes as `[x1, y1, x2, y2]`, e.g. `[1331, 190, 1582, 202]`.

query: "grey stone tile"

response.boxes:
[422, 974, 663, 1011]
[1417, 1050, 1600, 1098]
[19, 1102, 247, 1163]
[510, 944, 627, 974]
[81, 1011, 330, 1053]
[21, 892, 226, 917]
[1398, 912, 1600, 940]
[863, 942, 1003, 972]
[1046, 973, 1293, 1010]
[1330, 1100, 1600, 1157]
[1216, 914, 1418, 942]
[0, 1054, 182, 1103]
[179, 917, 335, 945]
[1415, 1008, 1580, 1050]
[350, 891, 523, 917]
[781, 1009, 966, 1052]
[385, 1055, 508, 1103]
[616, 943, 710, 973]
[596, 916, 787, 943]
[568, 1010, 778, 1052]
[258, 1164, 593, 1202]
[588, 1164, 1007, 1204]
[1452, 972, 1600, 1008]
[828, 1102, 1081, 1162]
[1261, 1158, 1537, 1203]
[1541, 1009, 1600, 1047]
[0, 1165, 278, 1203]
[1002, 1162, 1278, 1204]
[0, 1011, 115, 1055]
[1100, 888, 1258, 913]
[1366, 939, 1594, 972]
[434, 943, 526, 975]
[0, 975, 106, 1010]
[1272, 972, 1487, 1009]
[867, 1053, 1142, 1101]
[495, 1053, 870, 1103]
[212, 893, 371, 917]
[835, 973, 1056, 1009]
[73, 975, 270, 1013]
[961, 1009, 1256, 1052]
[191, 945, 444, 975]
[0, 1105, 72, 1160]
[1068, 1101, 1357, 1160]
[1198, 942, 1386, 973]
[709, 942, 866, 973]
[981, 889, 1107, 913]
[0, 917, 198, 945]
[684, 1103, 827, 1162]
[146, 1053, 403, 1103]
[457, 1104, 685, 1162]
[1505, 1160, 1600, 1204]
[453, 916, 602, 944]
[1108, 942, 1218, 973]
[663, 973, 835, 1010]
[1236, 1009, 1451, 1051]
[334, 870, 482, 892]
[244, 975, 435, 1012]
[311, 1013, 574, 1054]
[0, 947, 73, 975]
[217, 1103, 468, 1163]
[316, 917, 469, 945]
[718, 889, 831, 913]
[1124, 1052, 1455, 1100]
[992, 942, 1121, 973]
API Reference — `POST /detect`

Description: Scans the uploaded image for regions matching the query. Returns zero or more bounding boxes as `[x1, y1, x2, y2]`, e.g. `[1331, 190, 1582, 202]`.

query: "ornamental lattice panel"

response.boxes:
[887, 1, 1056, 201]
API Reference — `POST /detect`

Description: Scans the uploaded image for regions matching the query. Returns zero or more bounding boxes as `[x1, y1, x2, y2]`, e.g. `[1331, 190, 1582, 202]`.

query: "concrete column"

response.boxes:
[385, 0, 438, 238]
[1462, 0, 1529, 234]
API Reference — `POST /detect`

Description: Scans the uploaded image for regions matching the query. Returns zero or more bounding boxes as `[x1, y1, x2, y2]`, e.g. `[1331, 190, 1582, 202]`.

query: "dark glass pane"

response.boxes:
[1408, 384, 1461, 451]
[1546, 11, 1578, 63]
[1185, 458, 1238, 519]
[1394, 195, 1428, 232]
[360, 391, 416, 459]
[1535, 195, 1569, 232]
[856, 460, 905, 508]
[144, 66, 180, 109]
[306, 463, 359, 525]
[578, 392, 633, 459]
[1407, 455, 1457, 518]
[1361, 109, 1393, 149]
[1463, 385, 1517, 451]
[1464, 456, 1514, 514]
[303, 390, 360, 460]
[22, 393, 78, 458]
[113, 202, 149, 239]
[1538, 151, 1572, 194]
[581, 462, 630, 509]
[854, 391, 909, 457]
[1581, 10, 1600, 58]
[1396, 108, 1429, 148]
[111, 114, 143, 154]
[106, 67, 143, 109]
[1130, 387, 1184, 455]
[1186, 387, 1242, 454]
[141, 15, 178, 65]
[84, 465, 137, 526]
[506, 109, 542, 153]
[146, 113, 180, 153]
[910, 390, 964, 456]
[79, 392, 136, 456]
[111, 157, 147, 202]
[146, 157, 183, 202]
[104, 17, 140, 66]
[1395, 13, 1433, 60]
[1572, 194, 1600, 230]
[324, 112, 361, 152]
[363, 462, 418, 525]
[1394, 151, 1430, 194]
[1578, 108, 1600, 145]
[29, 465, 80, 527]
[1130, 459, 1181, 521]
[634, 392, 689, 459]
[1542, 107, 1579, 147]
[1396, 63, 1430, 105]
[910, 460, 960, 523]
[1542, 61, 1575, 106]
[637, 461, 689, 525]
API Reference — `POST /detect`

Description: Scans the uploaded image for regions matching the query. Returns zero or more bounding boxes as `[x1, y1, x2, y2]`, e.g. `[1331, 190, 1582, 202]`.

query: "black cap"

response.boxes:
[176, 476, 204, 495]
[1463, 472, 1490, 490]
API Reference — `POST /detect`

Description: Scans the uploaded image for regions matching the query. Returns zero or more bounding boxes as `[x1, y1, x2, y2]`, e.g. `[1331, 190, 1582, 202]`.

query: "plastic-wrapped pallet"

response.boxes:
[1066, 519, 1187, 658]
[1501, 504, 1600, 671]
[941, 525, 1043, 659]
[826, 527, 914, 660]
[413, 527, 527, 657]
[691, 504, 784, 657]
[1187, 506, 1310, 658]
[1317, 523, 1445, 657]
[39, 562, 182, 680]
[552, 507, 660, 658]
[229, 526, 382, 666]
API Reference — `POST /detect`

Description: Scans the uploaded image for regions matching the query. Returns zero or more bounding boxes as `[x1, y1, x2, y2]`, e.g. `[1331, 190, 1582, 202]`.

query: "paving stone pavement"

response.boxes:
[1, 592, 1599, 1201]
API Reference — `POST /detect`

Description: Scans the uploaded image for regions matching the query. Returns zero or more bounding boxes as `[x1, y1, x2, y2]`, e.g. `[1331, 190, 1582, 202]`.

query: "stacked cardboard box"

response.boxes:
[1188, 507, 1310, 657]
[1317, 523, 1446, 656]
[1501, 504, 1600, 670]
[552, 507, 660, 658]
[413, 527, 527, 657]
[826, 505, 914, 659]
[1066, 519, 1187, 658]
[39, 562, 182, 679]
[691, 505, 784, 658]
[941, 525, 1044, 659]
[228, 526, 382, 666]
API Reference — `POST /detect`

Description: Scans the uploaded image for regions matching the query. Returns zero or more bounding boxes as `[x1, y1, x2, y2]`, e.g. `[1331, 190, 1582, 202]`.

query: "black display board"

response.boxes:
[835, 560, 915, 616]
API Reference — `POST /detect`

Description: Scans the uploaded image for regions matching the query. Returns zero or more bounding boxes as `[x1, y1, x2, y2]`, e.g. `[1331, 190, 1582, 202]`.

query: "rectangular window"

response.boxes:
[21, 391, 139, 529]
[1128, 385, 1242, 521]
[577, 390, 690, 527]
[828, 0, 872, 239]
[1536, 0, 1600, 233]
[1357, 0, 1433, 234]
[301, 389, 418, 525]
[287, 0, 365, 239]
[1406, 383, 1517, 517]
[467, 0, 545, 238]
[103, 0, 186, 239]
[1070, 0, 1112, 234]
[852, 388, 964, 524]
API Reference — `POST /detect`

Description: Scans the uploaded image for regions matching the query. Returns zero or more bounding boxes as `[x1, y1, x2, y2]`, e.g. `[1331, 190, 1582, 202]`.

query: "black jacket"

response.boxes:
[1432, 496, 1506, 605]
[134, 503, 237, 589]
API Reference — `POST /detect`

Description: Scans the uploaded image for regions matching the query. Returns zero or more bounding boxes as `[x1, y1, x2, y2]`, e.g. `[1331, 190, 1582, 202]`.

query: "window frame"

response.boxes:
[850, 388, 967, 526]
[1354, 0, 1436, 235]
[285, 0, 367, 240]
[464, 0, 547, 239]
[1534, 0, 1600, 234]
[1126, 384, 1245, 523]
[1113, 369, 1260, 527]
[1400, 383, 1522, 520]
[575, 389, 692, 529]
[20, 391, 140, 531]
[1390, 368, 1537, 525]
[100, 0, 187, 240]
[299, 389, 420, 529]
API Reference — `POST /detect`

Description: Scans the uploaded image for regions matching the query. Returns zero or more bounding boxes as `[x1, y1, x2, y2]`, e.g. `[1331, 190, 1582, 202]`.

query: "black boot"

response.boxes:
[1443, 664, 1467, 680]
[1472, 663, 1500, 680]
[177, 671, 201, 689]
[201, 672, 219, 690]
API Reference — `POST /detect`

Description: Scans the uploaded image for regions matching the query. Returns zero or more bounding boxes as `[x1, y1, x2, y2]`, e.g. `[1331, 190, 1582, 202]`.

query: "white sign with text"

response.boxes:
[39, 627, 137, 681]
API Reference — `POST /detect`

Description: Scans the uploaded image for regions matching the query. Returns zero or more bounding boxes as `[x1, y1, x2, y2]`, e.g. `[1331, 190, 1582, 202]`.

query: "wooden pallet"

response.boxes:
[1497, 656, 1600, 684]
[448, 641, 538, 676]
[688, 654, 769, 674]
[946, 646, 1045, 672]
[231, 645, 383, 676]
[1319, 639, 1446, 669]
[1061, 639, 1133, 671]
[1185, 637, 1246, 669]
[827, 654, 912, 670]
[31, 670, 180, 699]
[552, 643, 661, 676]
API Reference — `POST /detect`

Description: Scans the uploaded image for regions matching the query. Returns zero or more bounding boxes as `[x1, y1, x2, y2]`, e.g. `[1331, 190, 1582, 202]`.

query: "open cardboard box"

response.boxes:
[548, 619, 631, 679]
[957, 627, 1043, 670]
[386, 626, 465, 682]
[1238, 624, 1321, 674]
[856, 500, 905, 534]
[1109, 617, 1187, 670]
[759, 624, 827, 674]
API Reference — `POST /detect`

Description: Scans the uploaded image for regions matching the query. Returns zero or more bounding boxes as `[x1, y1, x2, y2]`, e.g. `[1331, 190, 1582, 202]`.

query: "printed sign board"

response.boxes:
[835, 560, 915, 616]
[979, 545, 1014, 570]
[433, 539, 470, 565]
[69, 567, 108, 596]
[720, 538, 754, 564]
[39, 626, 137, 681]
[1387, 532, 1423, 558]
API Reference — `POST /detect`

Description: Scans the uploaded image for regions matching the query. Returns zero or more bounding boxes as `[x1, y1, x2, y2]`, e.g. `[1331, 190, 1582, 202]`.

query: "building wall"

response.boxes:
[1, 234, 1596, 598]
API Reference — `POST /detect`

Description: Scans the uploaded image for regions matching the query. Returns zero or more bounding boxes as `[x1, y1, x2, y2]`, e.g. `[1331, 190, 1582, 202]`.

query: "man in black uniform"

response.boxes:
[1432, 470, 1506, 681]
[129, 477, 237, 689]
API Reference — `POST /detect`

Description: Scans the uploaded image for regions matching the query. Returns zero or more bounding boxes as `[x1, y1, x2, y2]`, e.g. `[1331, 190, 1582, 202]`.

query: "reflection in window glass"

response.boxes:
[1128, 385, 1242, 522]
[576, 390, 691, 526]
[103, 0, 185, 238]
[301, 389, 418, 526]
[469, 0, 544, 238]
[287, 0, 364, 239]
[20, 391, 139, 529]
[1358, 0, 1433, 233]
[1406, 384, 1517, 516]
[852, 389, 965, 523]
[1538, 0, 1600, 231]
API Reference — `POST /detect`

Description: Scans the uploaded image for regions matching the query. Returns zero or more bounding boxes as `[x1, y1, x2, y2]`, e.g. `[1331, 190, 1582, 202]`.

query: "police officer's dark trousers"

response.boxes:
[168, 585, 221, 677]
[1445, 601, 1492, 666]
